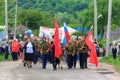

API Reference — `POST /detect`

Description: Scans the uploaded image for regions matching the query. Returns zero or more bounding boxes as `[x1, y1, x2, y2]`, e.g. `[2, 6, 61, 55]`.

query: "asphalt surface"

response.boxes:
[0, 60, 119, 80]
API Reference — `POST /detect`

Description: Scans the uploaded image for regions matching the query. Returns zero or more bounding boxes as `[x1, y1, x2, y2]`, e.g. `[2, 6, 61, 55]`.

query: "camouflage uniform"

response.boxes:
[40, 41, 49, 69]
[65, 42, 74, 69]
[78, 40, 89, 69]
[72, 40, 78, 68]
[33, 39, 40, 64]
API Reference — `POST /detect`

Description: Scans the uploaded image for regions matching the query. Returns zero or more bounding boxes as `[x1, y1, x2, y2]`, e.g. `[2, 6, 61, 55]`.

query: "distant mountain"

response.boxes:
[18, 0, 92, 12]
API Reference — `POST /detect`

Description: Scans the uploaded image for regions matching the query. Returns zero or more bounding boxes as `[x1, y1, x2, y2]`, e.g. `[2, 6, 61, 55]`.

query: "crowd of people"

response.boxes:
[0, 33, 119, 71]
[0, 35, 90, 70]
[0, 35, 108, 70]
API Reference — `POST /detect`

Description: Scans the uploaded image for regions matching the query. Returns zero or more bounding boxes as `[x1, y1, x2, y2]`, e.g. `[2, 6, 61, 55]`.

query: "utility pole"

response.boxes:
[5, 0, 8, 41]
[14, 0, 17, 39]
[106, 0, 112, 57]
[94, 0, 97, 39]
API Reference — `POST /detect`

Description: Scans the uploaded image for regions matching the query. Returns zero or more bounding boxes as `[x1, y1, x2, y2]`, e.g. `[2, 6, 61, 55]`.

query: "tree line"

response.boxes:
[0, 0, 120, 36]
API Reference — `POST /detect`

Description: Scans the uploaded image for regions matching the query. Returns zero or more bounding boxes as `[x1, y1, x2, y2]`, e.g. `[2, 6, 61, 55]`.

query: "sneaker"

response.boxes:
[23, 63, 26, 67]
[53, 68, 57, 71]
[42, 67, 46, 69]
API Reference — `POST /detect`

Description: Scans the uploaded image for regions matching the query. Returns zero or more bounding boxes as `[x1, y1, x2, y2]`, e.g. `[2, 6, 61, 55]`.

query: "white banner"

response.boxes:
[39, 26, 76, 40]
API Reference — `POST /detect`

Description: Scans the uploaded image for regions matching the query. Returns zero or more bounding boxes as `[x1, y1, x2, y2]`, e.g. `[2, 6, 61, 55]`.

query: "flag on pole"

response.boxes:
[85, 29, 98, 67]
[64, 22, 70, 43]
[54, 18, 62, 58]
[61, 30, 66, 46]
[61, 22, 70, 46]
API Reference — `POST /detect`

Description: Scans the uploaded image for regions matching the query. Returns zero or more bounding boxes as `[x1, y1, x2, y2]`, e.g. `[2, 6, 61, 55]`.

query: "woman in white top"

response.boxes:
[24, 38, 35, 68]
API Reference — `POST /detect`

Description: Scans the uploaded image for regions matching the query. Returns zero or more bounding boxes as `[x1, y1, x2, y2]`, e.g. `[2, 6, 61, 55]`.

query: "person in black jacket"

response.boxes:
[112, 44, 117, 59]
[24, 38, 35, 68]
[4, 42, 9, 60]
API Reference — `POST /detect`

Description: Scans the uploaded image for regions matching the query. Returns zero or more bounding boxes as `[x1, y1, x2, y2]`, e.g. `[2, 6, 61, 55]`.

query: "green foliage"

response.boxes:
[0, 0, 5, 25]
[111, 24, 118, 31]
[0, 54, 12, 61]
[18, 9, 43, 29]
[33, 29, 39, 36]
[1, 0, 120, 37]
[72, 31, 82, 36]
[16, 30, 25, 39]
[98, 39, 106, 48]
[99, 54, 120, 72]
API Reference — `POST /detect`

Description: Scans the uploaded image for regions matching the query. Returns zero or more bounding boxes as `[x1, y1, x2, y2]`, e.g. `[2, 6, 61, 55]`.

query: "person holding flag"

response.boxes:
[53, 18, 62, 70]
[85, 27, 98, 67]
[78, 36, 89, 69]
[78, 27, 98, 69]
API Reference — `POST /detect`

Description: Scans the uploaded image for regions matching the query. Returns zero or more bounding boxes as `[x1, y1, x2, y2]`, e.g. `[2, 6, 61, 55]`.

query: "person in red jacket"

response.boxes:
[11, 39, 20, 61]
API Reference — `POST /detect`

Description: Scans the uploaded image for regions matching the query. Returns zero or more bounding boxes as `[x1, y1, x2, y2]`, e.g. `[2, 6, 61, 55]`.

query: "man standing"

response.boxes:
[112, 44, 117, 59]
[4, 42, 9, 60]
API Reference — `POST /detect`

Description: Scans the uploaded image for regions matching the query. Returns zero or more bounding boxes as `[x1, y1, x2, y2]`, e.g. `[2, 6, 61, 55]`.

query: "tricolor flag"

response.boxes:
[85, 29, 98, 67]
[61, 22, 70, 46]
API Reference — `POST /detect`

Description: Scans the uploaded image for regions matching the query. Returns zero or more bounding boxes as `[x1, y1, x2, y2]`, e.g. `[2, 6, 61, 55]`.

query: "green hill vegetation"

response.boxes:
[0, 0, 120, 36]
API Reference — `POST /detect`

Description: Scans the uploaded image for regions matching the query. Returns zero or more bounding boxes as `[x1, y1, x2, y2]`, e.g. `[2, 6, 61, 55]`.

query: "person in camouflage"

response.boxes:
[72, 37, 78, 68]
[33, 36, 40, 65]
[65, 39, 74, 69]
[40, 37, 49, 69]
[78, 36, 89, 69]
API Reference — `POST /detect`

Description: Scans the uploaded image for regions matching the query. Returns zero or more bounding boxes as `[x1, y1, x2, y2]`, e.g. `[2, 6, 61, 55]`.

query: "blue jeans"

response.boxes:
[12, 52, 18, 61]
[33, 51, 39, 64]
[42, 54, 47, 68]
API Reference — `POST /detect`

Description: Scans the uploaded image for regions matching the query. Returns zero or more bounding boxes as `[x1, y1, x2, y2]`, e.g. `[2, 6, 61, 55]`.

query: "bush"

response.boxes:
[98, 39, 106, 48]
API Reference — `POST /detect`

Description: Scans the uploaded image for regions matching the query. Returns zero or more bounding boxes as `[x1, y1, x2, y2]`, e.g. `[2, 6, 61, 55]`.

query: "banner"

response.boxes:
[39, 26, 76, 39]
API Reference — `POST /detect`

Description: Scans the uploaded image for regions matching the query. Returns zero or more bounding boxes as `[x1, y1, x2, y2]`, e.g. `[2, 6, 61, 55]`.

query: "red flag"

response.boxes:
[85, 30, 98, 67]
[54, 19, 62, 58]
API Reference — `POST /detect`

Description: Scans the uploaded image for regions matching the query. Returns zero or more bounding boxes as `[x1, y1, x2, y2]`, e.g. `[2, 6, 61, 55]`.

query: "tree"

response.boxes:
[18, 9, 53, 29]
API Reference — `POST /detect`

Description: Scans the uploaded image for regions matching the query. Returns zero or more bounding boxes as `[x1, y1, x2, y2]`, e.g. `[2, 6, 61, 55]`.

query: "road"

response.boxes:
[0, 60, 119, 80]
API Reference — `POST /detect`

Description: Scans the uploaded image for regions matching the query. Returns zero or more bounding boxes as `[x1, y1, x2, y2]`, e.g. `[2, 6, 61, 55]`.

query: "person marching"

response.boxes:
[24, 38, 35, 68]
[33, 36, 40, 65]
[19, 38, 24, 60]
[72, 37, 78, 68]
[65, 39, 74, 69]
[78, 36, 89, 69]
[11, 39, 20, 61]
[40, 37, 49, 69]
[49, 36, 61, 70]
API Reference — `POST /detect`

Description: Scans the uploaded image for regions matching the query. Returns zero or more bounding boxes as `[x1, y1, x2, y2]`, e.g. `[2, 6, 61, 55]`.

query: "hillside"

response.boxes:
[18, 0, 91, 13]
[0, 0, 93, 28]
[1, 0, 120, 37]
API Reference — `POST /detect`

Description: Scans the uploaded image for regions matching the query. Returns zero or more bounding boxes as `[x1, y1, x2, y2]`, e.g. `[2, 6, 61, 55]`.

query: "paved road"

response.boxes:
[0, 60, 119, 80]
